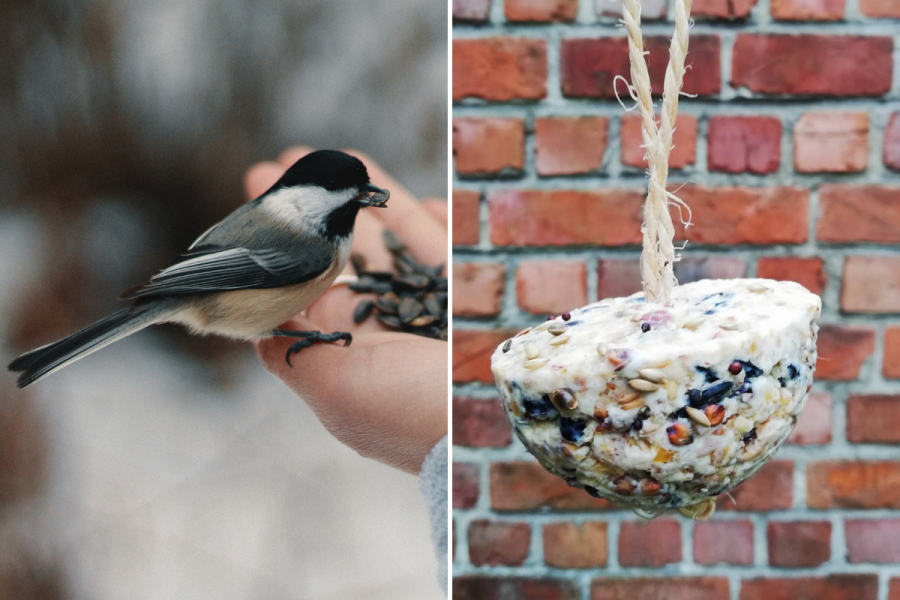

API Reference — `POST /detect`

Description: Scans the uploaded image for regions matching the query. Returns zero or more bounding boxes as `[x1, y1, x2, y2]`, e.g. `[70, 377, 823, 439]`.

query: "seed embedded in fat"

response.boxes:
[619, 396, 645, 411]
[549, 334, 570, 346]
[719, 321, 739, 331]
[733, 415, 754, 434]
[682, 317, 704, 330]
[638, 368, 665, 383]
[597, 343, 608, 357]
[628, 378, 659, 392]
[617, 392, 642, 406]
[502, 339, 512, 353]
[747, 282, 770, 293]
[524, 342, 540, 359]
[524, 358, 549, 370]
[685, 406, 712, 427]
[548, 323, 567, 336]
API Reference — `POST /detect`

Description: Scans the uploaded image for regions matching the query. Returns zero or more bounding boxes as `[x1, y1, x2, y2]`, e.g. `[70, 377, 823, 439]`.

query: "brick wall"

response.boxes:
[451, 0, 900, 597]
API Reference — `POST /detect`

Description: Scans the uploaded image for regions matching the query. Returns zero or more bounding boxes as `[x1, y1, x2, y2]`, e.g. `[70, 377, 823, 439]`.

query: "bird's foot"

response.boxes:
[272, 329, 353, 366]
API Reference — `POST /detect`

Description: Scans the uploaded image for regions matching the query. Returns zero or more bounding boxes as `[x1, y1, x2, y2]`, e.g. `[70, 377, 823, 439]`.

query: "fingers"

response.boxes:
[343, 149, 448, 268]
[420, 198, 448, 228]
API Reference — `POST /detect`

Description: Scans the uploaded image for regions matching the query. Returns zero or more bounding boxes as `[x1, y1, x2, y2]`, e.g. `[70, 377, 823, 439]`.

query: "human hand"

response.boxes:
[246, 147, 448, 474]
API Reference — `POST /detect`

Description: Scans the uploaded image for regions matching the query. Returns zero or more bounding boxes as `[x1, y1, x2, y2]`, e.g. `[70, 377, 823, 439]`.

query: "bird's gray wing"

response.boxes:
[119, 245, 332, 300]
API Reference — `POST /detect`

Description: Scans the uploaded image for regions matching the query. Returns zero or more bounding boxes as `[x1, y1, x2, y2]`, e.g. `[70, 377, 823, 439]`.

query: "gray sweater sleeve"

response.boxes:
[419, 436, 448, 595]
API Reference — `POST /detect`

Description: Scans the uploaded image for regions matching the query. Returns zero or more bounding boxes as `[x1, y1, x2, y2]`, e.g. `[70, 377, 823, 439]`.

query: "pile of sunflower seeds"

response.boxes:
[348, 230, 447, 341]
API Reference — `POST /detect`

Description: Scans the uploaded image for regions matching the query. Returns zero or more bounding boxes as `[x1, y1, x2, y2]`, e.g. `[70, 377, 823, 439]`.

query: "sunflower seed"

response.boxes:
[424, 294, 442, 318]
[628, 379, 659, 392]
[375, 295, 399, 314]
[524, 343, 540, 360]
[377, 314, 402, 329]
[350, 253, 367, 275]
[399, 297, 423, 324]
[548, 323, 567, 336]
[353, 299, 375, 324]
[410, 315, 437, 327]
[383, 229, 406, 253]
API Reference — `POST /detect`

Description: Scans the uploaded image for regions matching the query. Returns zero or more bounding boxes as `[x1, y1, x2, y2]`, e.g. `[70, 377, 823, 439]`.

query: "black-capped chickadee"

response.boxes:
[8, 149, 389, 388]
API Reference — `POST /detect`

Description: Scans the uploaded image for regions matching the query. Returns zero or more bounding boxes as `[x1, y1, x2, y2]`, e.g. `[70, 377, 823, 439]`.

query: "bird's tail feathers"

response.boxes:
[8, 305, 167, 388]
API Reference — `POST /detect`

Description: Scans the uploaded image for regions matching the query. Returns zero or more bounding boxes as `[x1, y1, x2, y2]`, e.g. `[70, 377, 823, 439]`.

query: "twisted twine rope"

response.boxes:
[620, 0, 693, 305]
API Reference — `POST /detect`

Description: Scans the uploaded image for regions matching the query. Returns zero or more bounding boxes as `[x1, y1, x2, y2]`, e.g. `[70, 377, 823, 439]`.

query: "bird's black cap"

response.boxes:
[274, 150, 370, 192]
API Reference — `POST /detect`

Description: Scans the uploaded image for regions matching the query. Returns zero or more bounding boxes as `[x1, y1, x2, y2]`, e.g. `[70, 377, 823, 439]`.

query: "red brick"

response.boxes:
[693, 520, 754, 565]
[543, 522, 608, 568]
[597, 0, 667, 18]
[453, 118, 525, 175]
[454, 577, 579, 600]
[815, 324, 875, 380]
[673, 186, 809, 245]
[453, 0, 490, 21]
[453, 38, 547, 101]
[561, 36, 721, 99]
[889, 581, 900, 600]
[767, 521, 831, 567]
[453, 397, 511, 448]
[885, 114, 900, 171]
[516, 260, 587, 314]
[597, 259, 642, 300]
[771, 0, 844, 20]
[846, 518, 900, 563]
[468, 519, 531, 566]
[885, 327, 900, 378]
[861, 0, 900, 17]
[618, 520, 682, 567]
[592, 578, 730, 600]
[847, 394, 900, 443]
[452, 190, 480, 246]
[794, 112, 868, 173]
[787, 391, 832, 445]
[819, 185, 900, 243]
[841, 256, 900, 313]
[756, 257, 827, 296]
[707, 116, 781, 174]
[453, 329, 518, 383]
[732, 35, 893, 96]
[453, 263, 505, 317]
[535, 116, 608, 176]
[490, 461, 613, 510]
[674, 256, 747, 283]
[489, 189, 644, 247]
[453, 462, 479, 509]
[506, 0, 578, 21]
[621, 114, 697, 169]
[740, 575, 878, 600]
[692, 0, 757, 18]
[807, 461, 900, 508]
[717, 460, 793, 511]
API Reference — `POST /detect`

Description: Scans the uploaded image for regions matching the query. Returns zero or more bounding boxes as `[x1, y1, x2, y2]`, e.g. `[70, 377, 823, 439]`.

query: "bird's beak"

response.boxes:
[354, 184, 390, 207]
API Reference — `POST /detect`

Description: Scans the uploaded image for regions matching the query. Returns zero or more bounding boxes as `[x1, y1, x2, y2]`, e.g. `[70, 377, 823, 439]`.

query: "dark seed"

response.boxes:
[383, 229, 406, 253]
[701, 381, 735, 404]
[424, 294, 442, 318]
[671, 406, 689, 420]
[502, 339, 512, 353]
[787, 364, 799, 379]
[435, 292, 447, 307]
[434, 278, 448, 292]
[742, 361, 764, 378]
[688, 389, 703, 408]
[394, 274, 431, 291]
[438, 328, 448, 341]
[742, 429, 757, 444]
[696, 366, 719, 384]
[638, 406, 651, 419]
[523, 396, 557, 419]
[551, 388, 577, 411]
[427, 264, 444, 279]
[641, 322, 651, 333]
[728, 361, 743, 375]
[739, 381, 753, 394]
[562, 312, 572, 321]
[558, 417, 586, 443]
[632, 419, 643, 431]
[360, 270, 395, 282]
[778, 377, 787, 387]
[374, 295, 399, 315]
[394, 256, 416, 275]
[399, 297, 423, 324]
[353, 299, 374, 324]
[377, 314, 402, 329]
[585, 486, 603, 498]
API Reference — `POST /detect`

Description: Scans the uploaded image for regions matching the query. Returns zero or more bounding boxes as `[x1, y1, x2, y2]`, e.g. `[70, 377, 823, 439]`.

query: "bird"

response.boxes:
[8, 149, 389, 389]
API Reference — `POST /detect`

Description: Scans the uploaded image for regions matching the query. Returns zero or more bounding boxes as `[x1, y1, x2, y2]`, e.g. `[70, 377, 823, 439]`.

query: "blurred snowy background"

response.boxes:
[0, 0, 446, 598]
